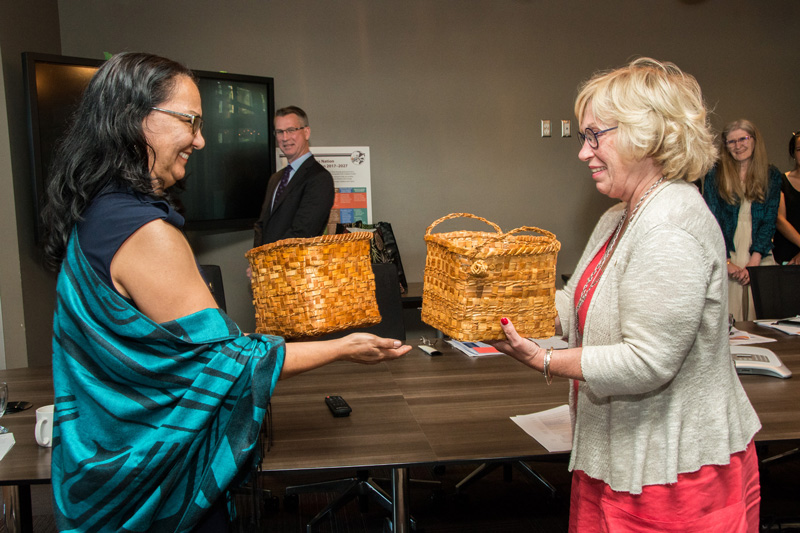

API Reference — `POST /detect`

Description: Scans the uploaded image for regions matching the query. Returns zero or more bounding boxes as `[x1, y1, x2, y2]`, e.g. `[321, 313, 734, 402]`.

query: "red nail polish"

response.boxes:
[501, 317, 509, 325]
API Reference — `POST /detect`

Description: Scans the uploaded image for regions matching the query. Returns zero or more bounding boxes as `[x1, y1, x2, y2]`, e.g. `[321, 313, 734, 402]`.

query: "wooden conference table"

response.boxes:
[1, 323, 799, 532]
[0, 365, 57, 533]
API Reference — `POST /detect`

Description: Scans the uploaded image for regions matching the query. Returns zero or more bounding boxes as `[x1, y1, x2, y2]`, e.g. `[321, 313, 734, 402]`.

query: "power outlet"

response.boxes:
[541, 120, 551, 137]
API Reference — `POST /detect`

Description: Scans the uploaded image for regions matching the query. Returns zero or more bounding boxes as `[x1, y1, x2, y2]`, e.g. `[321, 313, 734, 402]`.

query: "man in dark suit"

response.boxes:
[253, 106, 334, 247]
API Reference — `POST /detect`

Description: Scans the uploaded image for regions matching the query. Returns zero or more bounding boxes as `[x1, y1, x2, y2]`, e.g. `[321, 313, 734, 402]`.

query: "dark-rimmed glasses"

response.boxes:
[578, 126, 618, 149]
[725, 135, 753, 148]
[151, 107, 204, 134]
[274, 126, 307, 137]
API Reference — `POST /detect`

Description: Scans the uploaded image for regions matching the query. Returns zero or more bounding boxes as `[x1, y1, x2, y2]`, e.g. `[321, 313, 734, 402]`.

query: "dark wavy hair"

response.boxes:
[41, 52, 195, 270]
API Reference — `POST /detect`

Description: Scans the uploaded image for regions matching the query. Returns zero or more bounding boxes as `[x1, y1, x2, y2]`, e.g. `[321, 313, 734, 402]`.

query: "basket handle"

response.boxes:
[468, 225, 557, 260]
[504, 225, 557, 240]
[425, 213, 502, 236]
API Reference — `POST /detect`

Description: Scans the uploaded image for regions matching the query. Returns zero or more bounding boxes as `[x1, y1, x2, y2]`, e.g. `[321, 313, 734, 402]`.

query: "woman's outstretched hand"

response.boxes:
[339, 333, 412, 364]
[281, 333, 411, 379]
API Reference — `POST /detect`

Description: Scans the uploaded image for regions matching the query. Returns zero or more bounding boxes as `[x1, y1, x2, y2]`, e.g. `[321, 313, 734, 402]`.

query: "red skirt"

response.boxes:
[569, 440, 760, 532]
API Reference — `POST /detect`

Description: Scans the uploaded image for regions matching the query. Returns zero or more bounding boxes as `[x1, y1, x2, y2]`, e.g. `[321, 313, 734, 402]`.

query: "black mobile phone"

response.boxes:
[5, 401, 34, 413]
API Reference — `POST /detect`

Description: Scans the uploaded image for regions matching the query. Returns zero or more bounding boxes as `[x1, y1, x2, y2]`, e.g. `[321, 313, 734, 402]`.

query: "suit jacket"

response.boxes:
[253, 155, 335, 247]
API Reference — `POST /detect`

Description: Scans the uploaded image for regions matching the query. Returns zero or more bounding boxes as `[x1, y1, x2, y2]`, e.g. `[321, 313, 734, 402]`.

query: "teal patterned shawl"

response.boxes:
[51, 231, 284, 532]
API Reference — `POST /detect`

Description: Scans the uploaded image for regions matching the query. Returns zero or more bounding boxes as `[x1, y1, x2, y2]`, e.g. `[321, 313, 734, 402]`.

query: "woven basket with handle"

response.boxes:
[246, 232, 381, 339]
[421, 213, 560, 341]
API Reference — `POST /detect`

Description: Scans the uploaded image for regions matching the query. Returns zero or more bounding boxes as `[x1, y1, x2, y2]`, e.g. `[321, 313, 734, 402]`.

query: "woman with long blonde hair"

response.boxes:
[702, 119, 781, 320]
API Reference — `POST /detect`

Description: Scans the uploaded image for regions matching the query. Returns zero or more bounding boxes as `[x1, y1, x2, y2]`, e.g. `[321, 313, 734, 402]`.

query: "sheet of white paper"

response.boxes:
[0, 433, 15, 461]
[755, 320, 800, 336]
[729, 327, 778, 345]
[534, 336, 569, 349]
[511, 404, 572, 453]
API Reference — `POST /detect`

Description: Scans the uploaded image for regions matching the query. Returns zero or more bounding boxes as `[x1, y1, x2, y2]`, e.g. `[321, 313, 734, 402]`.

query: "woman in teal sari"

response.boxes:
[41, 52, 410, 533]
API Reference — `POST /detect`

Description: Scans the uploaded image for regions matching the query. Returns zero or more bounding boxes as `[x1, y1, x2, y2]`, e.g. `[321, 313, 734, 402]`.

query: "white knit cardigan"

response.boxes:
[555, 179, 761, 494]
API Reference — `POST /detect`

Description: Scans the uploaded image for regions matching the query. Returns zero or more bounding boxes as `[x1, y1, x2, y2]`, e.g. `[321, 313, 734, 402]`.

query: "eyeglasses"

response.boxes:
[725, 135, 753, 148]
[578, 126, 618, 149]
[274, 126, 307, 137]
[151, 107, 204, 135]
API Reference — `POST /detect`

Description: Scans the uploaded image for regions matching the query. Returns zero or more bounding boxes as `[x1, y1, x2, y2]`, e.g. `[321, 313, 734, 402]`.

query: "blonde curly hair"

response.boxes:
[575, 57, 717, 182]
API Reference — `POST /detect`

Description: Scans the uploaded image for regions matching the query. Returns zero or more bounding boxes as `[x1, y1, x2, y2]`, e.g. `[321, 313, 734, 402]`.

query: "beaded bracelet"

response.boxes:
[543, 347, 553, 385]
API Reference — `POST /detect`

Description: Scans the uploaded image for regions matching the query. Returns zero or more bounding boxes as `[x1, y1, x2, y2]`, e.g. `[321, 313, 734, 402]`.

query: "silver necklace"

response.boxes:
[575, 176, 665, 315]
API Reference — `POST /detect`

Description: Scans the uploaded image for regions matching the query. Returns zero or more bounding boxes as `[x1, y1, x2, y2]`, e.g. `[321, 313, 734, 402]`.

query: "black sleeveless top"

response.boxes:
[773, 174, 800, 264]
[76, 186, 184, 296]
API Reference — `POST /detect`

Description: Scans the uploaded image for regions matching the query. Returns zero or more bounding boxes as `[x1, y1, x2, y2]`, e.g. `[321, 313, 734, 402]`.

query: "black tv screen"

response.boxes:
[23, 52, 276, 240]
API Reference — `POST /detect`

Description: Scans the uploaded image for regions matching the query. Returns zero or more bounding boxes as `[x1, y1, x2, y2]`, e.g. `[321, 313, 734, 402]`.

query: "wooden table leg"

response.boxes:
[1, 485, 32, 533]
[19, 485, 33, 533]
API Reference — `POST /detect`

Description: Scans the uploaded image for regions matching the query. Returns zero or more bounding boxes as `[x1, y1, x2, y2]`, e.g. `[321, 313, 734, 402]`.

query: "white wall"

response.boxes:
[0, 296, 6, 370]
[0, 0, 62, 367]
[2, 0, 798, 360]
[54, 0, 796, 331]
[0, 37, 25, 370]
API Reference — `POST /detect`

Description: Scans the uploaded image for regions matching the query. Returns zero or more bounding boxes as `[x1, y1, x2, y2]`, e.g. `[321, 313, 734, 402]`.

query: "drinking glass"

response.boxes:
[0, 382, 8, 434]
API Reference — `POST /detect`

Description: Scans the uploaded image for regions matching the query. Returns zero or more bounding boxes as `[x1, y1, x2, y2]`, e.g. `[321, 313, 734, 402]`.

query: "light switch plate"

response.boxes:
[561, 120, 571, 137]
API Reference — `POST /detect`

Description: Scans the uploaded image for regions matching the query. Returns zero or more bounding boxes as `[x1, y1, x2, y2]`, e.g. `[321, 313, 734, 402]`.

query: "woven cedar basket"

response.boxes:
[246, 232, 381, 339]
[421, 213, 560, 342]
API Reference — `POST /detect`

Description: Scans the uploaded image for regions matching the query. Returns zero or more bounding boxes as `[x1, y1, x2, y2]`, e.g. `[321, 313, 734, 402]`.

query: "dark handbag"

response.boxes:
[336, 221, 408, 294]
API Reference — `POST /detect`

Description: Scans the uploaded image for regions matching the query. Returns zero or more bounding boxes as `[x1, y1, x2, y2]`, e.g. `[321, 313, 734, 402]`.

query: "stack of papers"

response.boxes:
[448, 336, 568, 357]
[729, 327, 777, 345]
[447, 340, 503, 356]
[755, 316, 800, 336]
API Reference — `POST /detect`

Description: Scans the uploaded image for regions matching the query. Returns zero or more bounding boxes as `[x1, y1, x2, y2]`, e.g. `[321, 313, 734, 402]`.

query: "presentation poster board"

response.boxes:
[278, 146, 372, 231]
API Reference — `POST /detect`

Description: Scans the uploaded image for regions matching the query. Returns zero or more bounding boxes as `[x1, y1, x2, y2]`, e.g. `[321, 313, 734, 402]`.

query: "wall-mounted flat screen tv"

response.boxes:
[23, 52, 276, 241]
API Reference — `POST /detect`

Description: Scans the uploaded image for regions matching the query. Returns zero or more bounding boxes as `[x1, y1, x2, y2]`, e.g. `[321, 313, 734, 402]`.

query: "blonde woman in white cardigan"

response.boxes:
[491, 58, 760, 533]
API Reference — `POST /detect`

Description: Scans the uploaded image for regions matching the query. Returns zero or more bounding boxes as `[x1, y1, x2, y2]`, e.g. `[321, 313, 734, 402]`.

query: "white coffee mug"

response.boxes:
[34, 404, 54, 448]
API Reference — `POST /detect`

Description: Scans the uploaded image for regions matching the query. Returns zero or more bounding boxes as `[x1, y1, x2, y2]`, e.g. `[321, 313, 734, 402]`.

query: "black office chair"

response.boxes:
[318, 262, 406, 341]
[747, 264, 800, 529]
[747, 265, 800, 319]
[198, 264, 227, 312]
[455, 459, 557, 498]
[283, 263, 435, 531]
